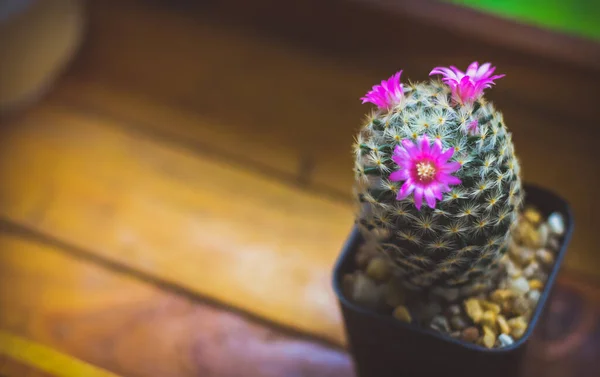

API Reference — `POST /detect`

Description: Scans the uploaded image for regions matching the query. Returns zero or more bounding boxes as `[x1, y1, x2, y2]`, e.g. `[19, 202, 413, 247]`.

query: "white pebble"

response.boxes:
[505, 259, 521, 278]
[352, 273, 386, 309]
[536, 248, 555, 266]
[498, 333, 514, 347]
[523, 261, 540, 279]
[547, 213, 565, 236]
[527, 290, 541, 306]
[509, 276, 530, 295]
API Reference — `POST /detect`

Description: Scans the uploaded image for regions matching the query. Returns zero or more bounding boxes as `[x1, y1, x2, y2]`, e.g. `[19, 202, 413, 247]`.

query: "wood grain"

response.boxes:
[0, 228, 353, 377]
[0, 101, 354, 345]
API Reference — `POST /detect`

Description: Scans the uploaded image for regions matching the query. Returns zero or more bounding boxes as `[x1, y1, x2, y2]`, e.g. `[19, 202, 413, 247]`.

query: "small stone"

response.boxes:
[537, 223, 550, 248]
[430, 315, 451, 333]
[514, 220, 542, 249]
[490, 289, 514, 304]
[352, 273, 386, 309]
[522, 261, 540, 279]
[509, 277, 530, 295]
[498, 333, 514, 347]
[497, 315, 510, 335]
[384, 279, 406, 308]
[523, 207, 542, 226]
[500, 300, 513, 315]
[507, 316, 528, 339]
[480, 300, 501, 315]
[461, 327, 479, 343]
[512, 296, 530, 316]
[342, 273, 355, 297]
[547, 212, 565, 236]
[446, 304, 462, 317]
[431, 286, 460, 302]
[512, 246, 535, 266]
[481, 311, 498, 332]
[536, 248, 555, 267]
[504, 258, 522, 278]
[481, 326, 497, 349]
[450, 315, 469, 331]
[528, 279, 543, 291]
[393, 305, 412, 323]
[524, 232, 542, 250]
[366, 257, 392, 282]
[526, 290, 541, 307]
[511, 327, 526, 340]
[464, 298, 483, 323]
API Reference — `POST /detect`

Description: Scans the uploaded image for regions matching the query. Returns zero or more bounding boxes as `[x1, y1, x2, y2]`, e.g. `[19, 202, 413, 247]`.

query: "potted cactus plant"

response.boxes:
[332, 62, 574, 377]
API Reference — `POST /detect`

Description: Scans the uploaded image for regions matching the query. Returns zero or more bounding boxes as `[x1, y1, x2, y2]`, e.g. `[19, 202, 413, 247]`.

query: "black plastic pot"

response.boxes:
[332, 184, 574, 377]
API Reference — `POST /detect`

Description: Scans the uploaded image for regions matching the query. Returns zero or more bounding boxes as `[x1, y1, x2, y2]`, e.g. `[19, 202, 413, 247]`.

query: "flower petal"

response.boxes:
[361, 71, 404, 109]
[392, 145, 411, 164]
[437, 173, 462, 185]
[437, 147, 455, 163]
[396, 179, 415, 200]
[424, 187, 437, 209]
[439, 161, 461, 173]
[413, 187, 424, 210]
[476, 62, 492, 79]
[431, 184, 443, 200]
[402, 139, 419, 159]
[466, 62, 479, 77]
[389, 169, 410, 182]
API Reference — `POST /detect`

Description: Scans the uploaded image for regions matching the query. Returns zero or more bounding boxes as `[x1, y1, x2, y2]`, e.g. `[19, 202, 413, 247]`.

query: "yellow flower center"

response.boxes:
[416, 161, 436, 181]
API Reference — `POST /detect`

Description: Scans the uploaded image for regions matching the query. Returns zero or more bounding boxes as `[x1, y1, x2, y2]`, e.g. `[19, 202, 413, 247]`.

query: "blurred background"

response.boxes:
[0, 0, 599, 376]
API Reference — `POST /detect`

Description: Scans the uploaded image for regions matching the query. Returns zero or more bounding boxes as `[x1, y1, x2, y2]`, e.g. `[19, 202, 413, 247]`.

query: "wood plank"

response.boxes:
[0, 102, 354, 345]
[50, 77, 318, 191]
[0, 227, 354, 377]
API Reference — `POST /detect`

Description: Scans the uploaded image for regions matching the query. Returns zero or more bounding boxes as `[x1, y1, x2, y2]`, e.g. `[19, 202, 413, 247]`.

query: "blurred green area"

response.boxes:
[447, 0, 600, 41]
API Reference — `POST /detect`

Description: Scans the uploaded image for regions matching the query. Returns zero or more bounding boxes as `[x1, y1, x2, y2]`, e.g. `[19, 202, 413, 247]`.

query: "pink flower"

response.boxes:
[466, 119, 479, 135]
[389, 135, 462, 210]
[360, 71, 404, 110]
[429, 62, 504, 104]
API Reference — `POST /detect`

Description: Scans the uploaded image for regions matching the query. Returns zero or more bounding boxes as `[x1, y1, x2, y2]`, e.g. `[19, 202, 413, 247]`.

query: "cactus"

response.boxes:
[354, 62, 523, 294]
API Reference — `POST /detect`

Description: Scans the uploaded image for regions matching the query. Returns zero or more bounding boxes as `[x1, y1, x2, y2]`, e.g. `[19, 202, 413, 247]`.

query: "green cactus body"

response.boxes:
[354, 79, 523, 292]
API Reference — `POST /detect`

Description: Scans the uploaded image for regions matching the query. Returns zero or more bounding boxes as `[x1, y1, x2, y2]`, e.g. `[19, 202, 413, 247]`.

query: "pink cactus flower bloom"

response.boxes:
[429, 62, 505, 104]
[389, 135, 462, 210]
[360, 71, 404, 110]
[466, 119, 479, 135]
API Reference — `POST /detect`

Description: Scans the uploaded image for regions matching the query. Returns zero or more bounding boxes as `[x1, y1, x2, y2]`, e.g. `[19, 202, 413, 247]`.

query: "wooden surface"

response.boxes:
[0, 0, 599, 375]
[0, 224, 352, 377]
[0, 99, 352, 344]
